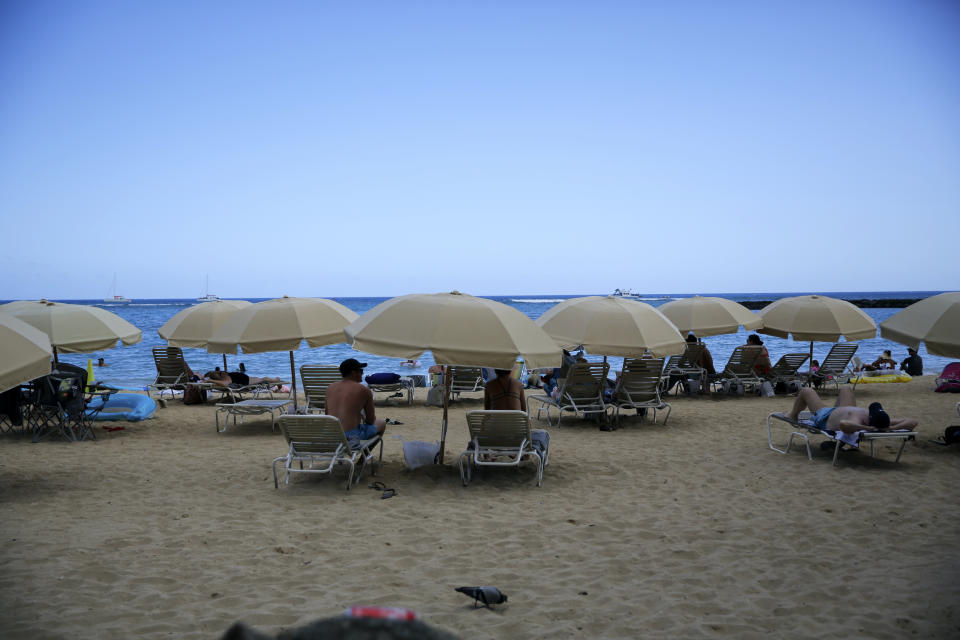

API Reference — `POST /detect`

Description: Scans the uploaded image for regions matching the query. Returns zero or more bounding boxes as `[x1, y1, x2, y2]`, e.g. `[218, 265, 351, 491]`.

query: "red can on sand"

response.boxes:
[345, 606, 420, 621]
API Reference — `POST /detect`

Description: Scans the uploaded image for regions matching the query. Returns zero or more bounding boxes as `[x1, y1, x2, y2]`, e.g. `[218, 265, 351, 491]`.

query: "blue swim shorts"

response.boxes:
[345, 423, 379, 441]
[811, 407, 834, 429]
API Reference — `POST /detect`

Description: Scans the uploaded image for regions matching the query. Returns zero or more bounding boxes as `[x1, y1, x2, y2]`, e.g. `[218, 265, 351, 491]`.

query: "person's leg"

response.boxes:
[834, 386, 856, 408]
[374, 417, 386, 436]
[786, 387, 827, 420]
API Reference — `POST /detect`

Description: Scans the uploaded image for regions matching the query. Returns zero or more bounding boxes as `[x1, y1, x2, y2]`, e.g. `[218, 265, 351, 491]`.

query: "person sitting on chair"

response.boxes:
[484, 369, 526, 411]
[745, 334, 772, 375]
[325, 358, 387, 441]
[781, 386, 918, 434]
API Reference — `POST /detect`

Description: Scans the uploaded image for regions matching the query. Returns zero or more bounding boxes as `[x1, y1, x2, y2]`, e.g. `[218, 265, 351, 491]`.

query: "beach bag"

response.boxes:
[366, 372, 401, 385]
[934, 363, 960, 393]
[724, 380, 744, 396]
[425, 386, 444, 407]
[759, 380, 775, 397]
[183, 385, 206, 405]
[773, 380, 788, 395]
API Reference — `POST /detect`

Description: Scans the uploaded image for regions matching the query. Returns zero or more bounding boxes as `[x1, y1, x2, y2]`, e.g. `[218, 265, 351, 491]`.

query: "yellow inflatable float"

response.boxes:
[857, 371, 912, 384]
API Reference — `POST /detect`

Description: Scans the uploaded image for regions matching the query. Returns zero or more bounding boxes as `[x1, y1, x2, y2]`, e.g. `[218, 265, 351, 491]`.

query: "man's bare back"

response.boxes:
[325, 379, 376, 431]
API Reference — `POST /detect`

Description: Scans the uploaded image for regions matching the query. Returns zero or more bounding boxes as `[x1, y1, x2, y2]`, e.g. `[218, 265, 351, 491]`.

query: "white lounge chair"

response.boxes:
[299, 365, 342, 413]
[273, 414, 383, 490]
[146, 346, 193, 400]
[528, 362, 610, 426]
[766, 411, 916, 466]
[458, 410, 547, 487]
[807, 343, 859, 392]
[610, 357, 671, 426]
[448, 367, 485, 400]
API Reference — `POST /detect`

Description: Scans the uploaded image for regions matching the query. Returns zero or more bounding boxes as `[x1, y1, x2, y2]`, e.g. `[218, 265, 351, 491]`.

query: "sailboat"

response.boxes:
[197, 275, 220, 302]
[104, 274, 131, 303]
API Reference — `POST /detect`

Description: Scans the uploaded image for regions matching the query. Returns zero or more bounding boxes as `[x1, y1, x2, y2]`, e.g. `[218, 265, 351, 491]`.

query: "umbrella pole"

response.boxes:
[288, 351, 297, 410]
[808, 341, 814, 387]
[53, 346, 59, 365]
[439, 365, 451, 465]
[223, 354, 228, 372]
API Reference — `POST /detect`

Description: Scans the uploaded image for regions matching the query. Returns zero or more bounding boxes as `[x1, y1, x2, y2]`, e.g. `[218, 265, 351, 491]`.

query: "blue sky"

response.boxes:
[2, 1, 958, 299]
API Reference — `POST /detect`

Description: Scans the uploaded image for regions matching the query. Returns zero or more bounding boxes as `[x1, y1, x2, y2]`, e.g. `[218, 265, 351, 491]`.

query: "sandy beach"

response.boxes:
[1, 378, 959, 639]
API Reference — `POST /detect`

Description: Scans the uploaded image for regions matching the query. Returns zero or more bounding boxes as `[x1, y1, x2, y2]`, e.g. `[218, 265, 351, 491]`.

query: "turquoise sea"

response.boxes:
[7, 291, 950, 390]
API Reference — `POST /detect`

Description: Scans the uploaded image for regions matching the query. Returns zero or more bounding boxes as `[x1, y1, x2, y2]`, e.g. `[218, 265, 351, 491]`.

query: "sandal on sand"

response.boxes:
[368, 481, 396, 499]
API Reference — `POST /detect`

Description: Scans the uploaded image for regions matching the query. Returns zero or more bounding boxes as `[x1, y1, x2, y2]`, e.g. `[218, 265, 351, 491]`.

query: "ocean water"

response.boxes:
[7, 292, 951, 390]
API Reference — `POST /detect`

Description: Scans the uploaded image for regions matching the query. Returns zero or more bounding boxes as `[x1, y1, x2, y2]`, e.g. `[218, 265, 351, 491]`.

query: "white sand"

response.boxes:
[1, 377, 959, 639]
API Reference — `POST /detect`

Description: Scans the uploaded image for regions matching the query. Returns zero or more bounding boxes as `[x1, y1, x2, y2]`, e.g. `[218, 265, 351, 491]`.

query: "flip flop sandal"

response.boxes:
[381, 488, 396, 499]
[368, 481, 386, 490]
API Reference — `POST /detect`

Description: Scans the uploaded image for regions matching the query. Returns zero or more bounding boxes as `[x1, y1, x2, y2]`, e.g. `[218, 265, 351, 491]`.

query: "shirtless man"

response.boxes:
[484, 369, 526, 411]
[325, 358, 386, 440]
[784, 386, 917, 434]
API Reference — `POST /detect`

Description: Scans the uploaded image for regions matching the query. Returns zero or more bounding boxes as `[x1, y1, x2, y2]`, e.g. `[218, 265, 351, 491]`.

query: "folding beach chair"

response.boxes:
[709, 346, 763, 394]
[364, 373, 414, 406]
[273, 414, 383, 490]
[147, 347, 193, 399]
[766, 411, 916, 466]
[661, 343, 706, 396]
[767, 353, 810, 389]
[458, 410, 547, 487]
[528, 361, 610, 426]
[806, 343, 859, 392]
[610, 357, 672, 426]
[299, 365, 342, 413]
[448, 367, 485, 400]
[32, 363, 102, 442]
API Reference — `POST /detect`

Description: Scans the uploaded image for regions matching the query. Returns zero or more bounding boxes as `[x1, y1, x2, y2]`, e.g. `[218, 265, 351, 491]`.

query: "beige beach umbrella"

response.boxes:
[158, 299, 252, 370]
[344, 291, 562, 463]
[879, 292, 960, 358]
[0, 300, 142, 362]
[535, 296, 686, 357]
[658, 296, 762, 337]
[206, 296, 359, 408]
[0, 312, 53, 393]
[758, 295, 876, 374]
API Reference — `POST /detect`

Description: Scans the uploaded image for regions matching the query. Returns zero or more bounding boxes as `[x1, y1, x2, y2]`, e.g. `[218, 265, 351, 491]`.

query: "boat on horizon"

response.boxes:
[104, 274, 131, 303]
[197, 275, 220, 302]
[612, 288, 639, 299]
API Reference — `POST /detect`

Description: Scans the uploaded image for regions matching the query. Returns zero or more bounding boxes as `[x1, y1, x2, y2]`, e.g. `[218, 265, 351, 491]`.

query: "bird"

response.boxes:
[455, 586, 508, 608]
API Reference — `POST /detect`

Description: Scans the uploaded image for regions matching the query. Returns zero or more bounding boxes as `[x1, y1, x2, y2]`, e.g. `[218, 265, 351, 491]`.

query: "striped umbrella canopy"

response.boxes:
[880, 292, 960, 358]
[0, 312, 53, 393]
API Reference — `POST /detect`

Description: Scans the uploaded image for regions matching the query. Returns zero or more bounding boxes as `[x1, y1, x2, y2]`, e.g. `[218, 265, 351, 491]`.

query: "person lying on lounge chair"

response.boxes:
[204, 368, 285, 392]
[782, 387, 917, 434]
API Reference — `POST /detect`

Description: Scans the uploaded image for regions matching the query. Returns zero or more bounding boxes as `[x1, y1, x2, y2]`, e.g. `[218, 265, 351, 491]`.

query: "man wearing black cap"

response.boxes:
[325, 358, 386, 440]
[783, 386, 917, 434]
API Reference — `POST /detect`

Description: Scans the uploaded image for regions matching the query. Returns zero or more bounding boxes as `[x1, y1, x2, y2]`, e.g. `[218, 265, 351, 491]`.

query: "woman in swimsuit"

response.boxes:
[484, 369, 526, 411]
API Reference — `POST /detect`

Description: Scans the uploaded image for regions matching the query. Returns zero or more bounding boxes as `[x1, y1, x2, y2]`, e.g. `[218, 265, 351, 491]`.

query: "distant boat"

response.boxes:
[197, 275, 220, 302]
[612, 288, 639, 299]
[104, 274, 131, 303]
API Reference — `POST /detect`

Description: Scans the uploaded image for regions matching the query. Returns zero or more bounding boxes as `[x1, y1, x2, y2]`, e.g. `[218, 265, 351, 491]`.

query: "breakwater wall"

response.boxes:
[737, 298, 922, 310]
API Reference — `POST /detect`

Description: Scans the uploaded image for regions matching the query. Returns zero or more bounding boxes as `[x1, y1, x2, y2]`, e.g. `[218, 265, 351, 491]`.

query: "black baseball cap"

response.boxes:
[339, 358, 368, 376]
[868, 402, 890, 430]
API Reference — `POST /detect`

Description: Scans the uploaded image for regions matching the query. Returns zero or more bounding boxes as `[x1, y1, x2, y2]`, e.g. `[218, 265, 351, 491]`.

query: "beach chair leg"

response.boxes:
[894, 438, 908, 463]
[831, 440, 842, 466]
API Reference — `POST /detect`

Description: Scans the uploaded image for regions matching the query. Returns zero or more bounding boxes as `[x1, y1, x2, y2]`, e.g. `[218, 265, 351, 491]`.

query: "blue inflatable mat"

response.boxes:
[86, 393, 157, 421]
